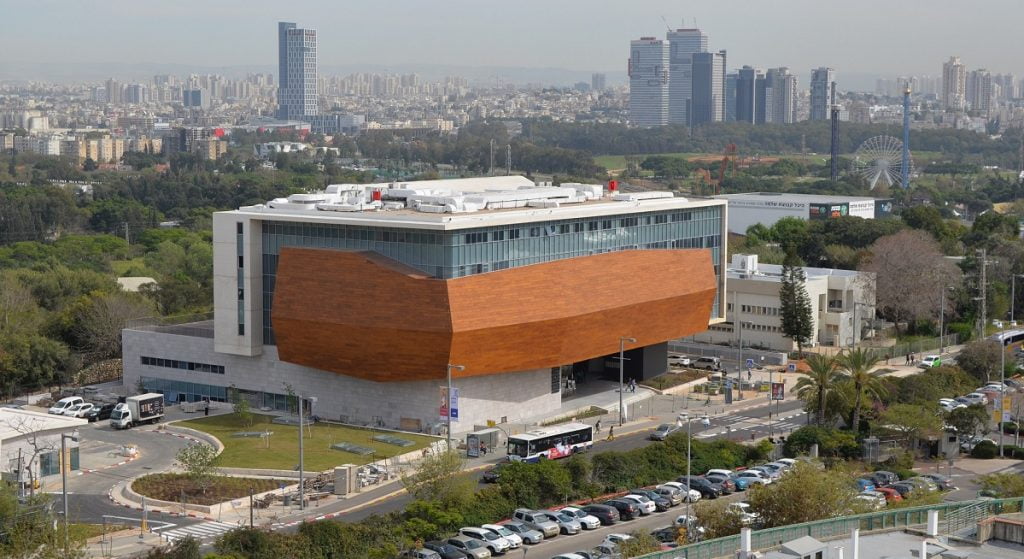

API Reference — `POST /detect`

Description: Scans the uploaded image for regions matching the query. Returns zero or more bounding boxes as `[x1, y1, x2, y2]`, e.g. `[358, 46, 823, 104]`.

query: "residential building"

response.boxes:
[277, 21, 318, 120]
[122, 176, 727, 433]
[765, 68, 797, 124]
[105, 78, 122, 105]
[691, 50, 726, 126]
[666, 28, 708, 125]
[967, 69, 993, 115]
[714, 192, 893, 235]
[183, 89, 210, 110]
[628, 37, 669, 127]
[692, 254, 875, 351]
[735, 66, 761, 124]
[942, 56, 967, 111]
[809, 67, 835, 121]
[193, 138, 228, 160]
[591, 73, 606, 92]
[0, 408, 85, 487]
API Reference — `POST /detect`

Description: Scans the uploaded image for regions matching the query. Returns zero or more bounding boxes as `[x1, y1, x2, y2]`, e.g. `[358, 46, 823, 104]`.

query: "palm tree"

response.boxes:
[794, 353, 841, 426]
[836, 348, 887, 432]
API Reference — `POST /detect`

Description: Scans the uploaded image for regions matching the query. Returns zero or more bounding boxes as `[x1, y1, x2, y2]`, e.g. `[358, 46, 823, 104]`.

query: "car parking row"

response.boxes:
[47, 396, 116, 422]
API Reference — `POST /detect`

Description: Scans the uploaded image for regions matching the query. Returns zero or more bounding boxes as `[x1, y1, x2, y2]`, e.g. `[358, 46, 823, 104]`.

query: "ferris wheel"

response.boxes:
[851, 135, 912, 189]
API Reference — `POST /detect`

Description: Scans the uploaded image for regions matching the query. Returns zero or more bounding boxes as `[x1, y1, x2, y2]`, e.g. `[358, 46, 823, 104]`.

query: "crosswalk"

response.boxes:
[695, 410, 807, 439]
[157, 520, 240, 542]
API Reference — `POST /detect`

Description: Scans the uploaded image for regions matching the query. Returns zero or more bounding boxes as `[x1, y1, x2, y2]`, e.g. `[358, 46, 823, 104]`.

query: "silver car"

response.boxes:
[512, 508, 559, 538]
[501, 521, 544, 544]
[446, 535, 491, 559]
[541, 511, 582, 535]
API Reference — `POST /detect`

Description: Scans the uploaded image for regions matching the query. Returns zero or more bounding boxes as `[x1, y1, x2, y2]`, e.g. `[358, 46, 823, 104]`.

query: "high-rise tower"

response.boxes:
[277, 21, 318, 120]
[735, 66, 762, 124]
[691, 51, 726, 126]
[810, 67, 835, 121]
[942, 56, 966, 111]
[666, 28, 708, 125]
[628, 37, 669, 127]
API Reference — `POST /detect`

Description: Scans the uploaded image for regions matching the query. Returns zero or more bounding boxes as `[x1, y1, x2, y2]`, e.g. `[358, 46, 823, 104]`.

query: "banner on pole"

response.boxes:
[771, 382, 785, 401]
[439, 387, 460, 422]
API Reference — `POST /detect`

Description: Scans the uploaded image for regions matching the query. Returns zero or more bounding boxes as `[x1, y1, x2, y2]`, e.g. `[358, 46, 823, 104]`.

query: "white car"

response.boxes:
[856, 491, 887, 510]
[603, 533, 634, 547]
[726, 502, 761, 525]
[479, 524, 522, 548]
[774, 458, 797, 468]
[658, 482, 701, 502]
[48, 396, 83, 415]
[619, 494, 656, 515]
[962, 392, 988, 406]
[706, 468, 733, 477]
[977, 384, 1005, 393]
[64, 402, 94, 418]
[459, 527, 511, 555]
[557, 506, 601, 530]
[734, 470, 771, 485]
[669, 355, 692, 367]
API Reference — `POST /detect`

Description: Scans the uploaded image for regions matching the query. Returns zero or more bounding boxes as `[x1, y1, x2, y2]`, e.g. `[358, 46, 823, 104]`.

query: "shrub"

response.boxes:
[783, 426, 860, 459]
[971, 440, 998, 459]
[891, 468, 917, 481]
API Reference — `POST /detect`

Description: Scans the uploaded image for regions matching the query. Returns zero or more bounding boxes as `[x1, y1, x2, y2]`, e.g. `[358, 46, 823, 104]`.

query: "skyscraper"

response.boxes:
[765, 68, 797, 124]
[691, 51, 726, 126]
[967, 69, 993, 115]
[591, 73, 606, 92]
[277, 21, 318, 120]
[725, 73, 738, 123]
[666, 28, 708, 125]
[809, 67, 835, 121]
[942, 56, 966, 111]
[736, 66, 762, 124]
[628, 37, 669, 127]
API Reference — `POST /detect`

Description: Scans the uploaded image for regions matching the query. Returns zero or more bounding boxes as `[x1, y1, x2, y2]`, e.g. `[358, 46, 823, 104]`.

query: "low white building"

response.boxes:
[714, 192, 894, 235]
[253, 141, 309, 159]
[0, 408, 86, 488]
[692, 254, 876, 352]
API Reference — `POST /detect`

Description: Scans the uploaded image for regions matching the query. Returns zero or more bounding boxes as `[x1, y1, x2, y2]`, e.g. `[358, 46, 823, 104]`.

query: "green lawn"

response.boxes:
[179, 413, 437, 471]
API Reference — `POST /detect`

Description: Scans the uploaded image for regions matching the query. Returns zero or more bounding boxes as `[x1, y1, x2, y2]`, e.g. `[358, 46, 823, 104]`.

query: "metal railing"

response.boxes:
[639, 497, 1024, 559]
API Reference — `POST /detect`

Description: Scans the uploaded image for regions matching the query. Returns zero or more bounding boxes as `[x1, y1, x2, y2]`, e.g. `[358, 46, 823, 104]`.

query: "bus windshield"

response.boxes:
[508, 440, 529, 457]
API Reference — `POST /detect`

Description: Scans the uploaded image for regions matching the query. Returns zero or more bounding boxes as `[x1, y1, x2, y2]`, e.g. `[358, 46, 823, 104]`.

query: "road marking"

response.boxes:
[158, 520, 239, 542]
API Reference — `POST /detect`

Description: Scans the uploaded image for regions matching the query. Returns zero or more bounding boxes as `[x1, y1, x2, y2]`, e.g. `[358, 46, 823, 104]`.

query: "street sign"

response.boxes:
[787, 363, 796, 372]
[746, 358, 755, 368]
[771, 382, 785, 401]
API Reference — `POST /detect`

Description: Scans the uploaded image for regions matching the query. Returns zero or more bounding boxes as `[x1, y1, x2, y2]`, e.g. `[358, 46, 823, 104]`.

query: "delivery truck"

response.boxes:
[110, 393, 165, 429]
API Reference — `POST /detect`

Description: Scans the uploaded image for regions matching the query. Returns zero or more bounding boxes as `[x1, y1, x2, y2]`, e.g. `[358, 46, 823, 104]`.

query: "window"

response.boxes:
[492, 230, 505, 241]
[587, 221, 598, 231]
[141, 356, 225, 375]
[509, 229, 521, 240]
[237, 255, 244, 268]
[573, 222, 584, 233]
[654, 214, 668, 224]
[238, 324, 245, 335]
[558, 224, 570, 234]
[621, 217, 638, 227]
[601, 220, 612, 230]
[551, 368, 561, 394]
[236, 222, 243, 234]
[529, 227, 541, 237]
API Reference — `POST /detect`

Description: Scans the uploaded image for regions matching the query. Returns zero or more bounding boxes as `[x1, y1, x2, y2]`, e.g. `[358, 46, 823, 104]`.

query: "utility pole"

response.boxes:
[122, 221, 130, 244]
[298, 394, 304, 511]
[618, 337, 636, 426]
[61, 433, 70, 552]
[489, 139, 495, 176]
[977, 248, 988, 341]
[445, 364, 465, 451]
[506, 144, 511, 176]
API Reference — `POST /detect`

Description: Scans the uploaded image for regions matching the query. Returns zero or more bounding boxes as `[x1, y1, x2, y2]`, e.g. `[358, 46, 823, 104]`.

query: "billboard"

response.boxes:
[771, 382, 785, 401]
[439, 386, 460, 422]
[874, 199, 894, 219]
[808, 202, 849, 220]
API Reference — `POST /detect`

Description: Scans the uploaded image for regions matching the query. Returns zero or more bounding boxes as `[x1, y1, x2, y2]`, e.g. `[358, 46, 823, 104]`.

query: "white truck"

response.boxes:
[110, 393, 165, 429]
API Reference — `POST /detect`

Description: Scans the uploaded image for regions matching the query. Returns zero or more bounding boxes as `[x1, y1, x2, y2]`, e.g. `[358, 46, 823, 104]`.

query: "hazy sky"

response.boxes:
[2, 0, 1022, 78]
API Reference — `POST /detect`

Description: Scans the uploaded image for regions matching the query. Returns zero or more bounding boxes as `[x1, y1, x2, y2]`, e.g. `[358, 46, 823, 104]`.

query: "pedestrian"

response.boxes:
[747, 369, 752, 381]
[595, 419, 602, 434]
[905, 353, 910, 365]
[479, 441, 487, 456]
[631, 379, 637, 393]
[607, 425, 615, 441]
[885, 353, 890, 365]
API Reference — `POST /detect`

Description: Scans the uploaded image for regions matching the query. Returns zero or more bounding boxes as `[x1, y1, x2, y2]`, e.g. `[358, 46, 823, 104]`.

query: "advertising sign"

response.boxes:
[808, 202, 849, 220]
[771, 382, 785, 401]
[439, 387, 460, 422]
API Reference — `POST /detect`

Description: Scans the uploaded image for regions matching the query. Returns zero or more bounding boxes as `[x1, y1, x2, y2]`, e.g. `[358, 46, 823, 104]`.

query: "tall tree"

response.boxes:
[779, 250, 814, 357]
[795, 353, 841, 426]
[836, 348, 886, 431]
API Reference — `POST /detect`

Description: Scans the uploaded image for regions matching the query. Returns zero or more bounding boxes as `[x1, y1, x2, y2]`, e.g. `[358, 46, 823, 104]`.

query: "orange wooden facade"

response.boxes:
[272, 248, 717, 382]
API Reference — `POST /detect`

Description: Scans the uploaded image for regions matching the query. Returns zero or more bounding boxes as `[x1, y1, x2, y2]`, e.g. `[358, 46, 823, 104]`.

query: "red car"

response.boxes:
[875, 487, 903, 503]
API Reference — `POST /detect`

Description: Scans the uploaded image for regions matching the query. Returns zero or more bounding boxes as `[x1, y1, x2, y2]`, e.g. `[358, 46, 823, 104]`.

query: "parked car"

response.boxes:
[676, 476, 723, 499]
[875, 487, 903, 503]
[658, 482, 702, 502]
[498, 521, 543, 544]
[726, 502, 761, 526]
[757, 463, 785, 478]
[905, 477, 939, 493]
[651, 485, 684, 506]
[748, 466, 781, 481]
[725, 474, 751, 491]
[669, 355, 693, 367]
[703, 474, 736, 494]
[511, 509, 559, 538]
[961, 436, 996, 452]
[424, 540, 472, 559]
[774, 458, 797, 468]
[602, 499, 640, 521]
[481, 463, 508, 484]
[888, 483, 915, 499]
[459, 527, 511, 554]
[619, 494, 656, 515]
[706, 468, 733, 477]
[479, 524, 523, 548]
[962, 392, 988, 406]
[854, 478, 876, 492]
[400, 549, 442, 559]
[84, 402, 116, 422]
[650, 423, 681, 441]
[868, 470, 899, 487]
[919, 473, 956, 491]
[579, 504, 620, 526]
[64, 402, 94, 418]
[446, 536, 491, 559]
[628, 489, 672, 512]
[673, 515, 706, 542]
[541, 511, 582, 534]
[694, 357, 722, 371]
[48, 396, 83, 415]
[733, 470, 771, 485]
[855, 491, 887, 510]
[918, 355, 942, 368]
[557, 506, 602, 530]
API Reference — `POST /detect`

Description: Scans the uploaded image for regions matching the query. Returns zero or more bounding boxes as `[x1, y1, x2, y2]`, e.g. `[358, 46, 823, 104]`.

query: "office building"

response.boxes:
[735, 66, 761, 124]
[123, 176, 727, 433]
[942, 56, 967, 111]
[765, 68, 797, 124]
[691, 50, 726, 126]
[183, 89, 210, 110]
[725, 73, 737, 122]
[666, 28, 708, 125]
[967, 69, 993, 115]
[693, 254, 876, 351]
[628, 37, 669, 127]
[714, 192, 892, 235]
[591, 73, 606, 92]
[277, 21, 318, 120]
[1, 408, 85, 484]
[105, 78, 122, 105]
[809, 67, 835, 121]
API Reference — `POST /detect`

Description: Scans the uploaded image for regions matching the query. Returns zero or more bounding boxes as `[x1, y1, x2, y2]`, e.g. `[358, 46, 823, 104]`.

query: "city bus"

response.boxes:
[991, 329, 1024, 351]
[506, 422, 593, 462]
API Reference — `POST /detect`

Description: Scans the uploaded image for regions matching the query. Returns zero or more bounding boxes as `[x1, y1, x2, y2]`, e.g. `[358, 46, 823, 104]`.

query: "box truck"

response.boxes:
[110, 393, 165, 429]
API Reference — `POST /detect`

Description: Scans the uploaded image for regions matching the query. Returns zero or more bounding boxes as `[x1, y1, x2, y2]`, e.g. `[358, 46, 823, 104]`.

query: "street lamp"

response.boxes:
[677, 412, 710, 533]
[1012, 275, 1024, 325]
[619, 337, 636, 426]
[939, 286, 956, 355]
[446, 364, 465, 452]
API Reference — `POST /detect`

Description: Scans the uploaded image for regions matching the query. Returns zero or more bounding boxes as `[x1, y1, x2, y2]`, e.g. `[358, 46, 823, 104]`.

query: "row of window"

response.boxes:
[741, 304, 780, 316]
[738, 321, 783, 334]
[141, 356, 225, 375]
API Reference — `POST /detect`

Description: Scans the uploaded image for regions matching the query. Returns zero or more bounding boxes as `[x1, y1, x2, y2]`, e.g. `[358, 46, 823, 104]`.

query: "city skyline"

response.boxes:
[2, 0, 1023, 88]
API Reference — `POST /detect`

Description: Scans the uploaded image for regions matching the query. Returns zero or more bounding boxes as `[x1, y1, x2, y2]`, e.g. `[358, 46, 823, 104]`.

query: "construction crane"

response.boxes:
[718, 143, 738, 186]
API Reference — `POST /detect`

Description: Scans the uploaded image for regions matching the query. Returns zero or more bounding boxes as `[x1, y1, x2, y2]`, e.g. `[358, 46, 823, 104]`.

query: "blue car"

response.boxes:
[728, 475, 751, 491]
[855, 478, 876, 492]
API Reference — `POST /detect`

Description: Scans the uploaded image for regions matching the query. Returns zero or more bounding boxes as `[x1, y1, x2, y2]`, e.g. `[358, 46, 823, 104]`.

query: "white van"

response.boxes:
[48, 396, 83, 415]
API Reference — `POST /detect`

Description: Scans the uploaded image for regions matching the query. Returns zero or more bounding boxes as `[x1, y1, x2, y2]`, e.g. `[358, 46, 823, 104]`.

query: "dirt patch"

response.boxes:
[133, 473, 284, 506]
[641, 369, 706, 390]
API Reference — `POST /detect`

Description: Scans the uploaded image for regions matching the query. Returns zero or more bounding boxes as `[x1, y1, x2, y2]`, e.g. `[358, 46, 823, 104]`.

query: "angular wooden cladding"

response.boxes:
[272, 248, 717, 382]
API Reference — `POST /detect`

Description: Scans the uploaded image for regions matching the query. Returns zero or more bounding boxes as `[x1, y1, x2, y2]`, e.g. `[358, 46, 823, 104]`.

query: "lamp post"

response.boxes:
[298, 393, 304, 511]
[999, 334, 1006, 457]
[677, 412, 710, 532]
[446, 364, 465, 452]
[619, 337, 636, 426]
[1012, 275, 1024, 325]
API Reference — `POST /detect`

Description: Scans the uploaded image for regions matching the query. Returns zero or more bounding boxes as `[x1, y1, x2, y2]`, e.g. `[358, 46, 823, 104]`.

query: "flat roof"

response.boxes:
[715, 192, 881, 203]
[0, 408, 86, 441]
[728, 262, 865, 283]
